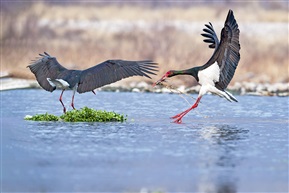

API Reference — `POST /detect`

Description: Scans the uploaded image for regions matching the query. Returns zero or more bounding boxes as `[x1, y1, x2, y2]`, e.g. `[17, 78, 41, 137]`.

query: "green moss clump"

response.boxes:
[60, 107, 127, 122]
[24, 107, 127, 122]
[24, 113, 59, 121]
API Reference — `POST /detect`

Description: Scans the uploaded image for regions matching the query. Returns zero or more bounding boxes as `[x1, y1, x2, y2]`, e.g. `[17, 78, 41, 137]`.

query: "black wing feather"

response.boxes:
[77, 60, 158, 93]
[201, 22, 220, 49]
[27, 53, 67, 92]
[216, 9, 240, 90]
[201, 10, 240, 90]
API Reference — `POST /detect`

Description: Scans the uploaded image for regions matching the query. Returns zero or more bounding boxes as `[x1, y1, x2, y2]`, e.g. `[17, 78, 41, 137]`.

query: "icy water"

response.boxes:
[1, 89, 288, 192]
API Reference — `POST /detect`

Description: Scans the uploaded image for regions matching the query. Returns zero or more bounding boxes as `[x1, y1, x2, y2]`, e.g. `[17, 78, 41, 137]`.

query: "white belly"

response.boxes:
[198, 62, 220, 86]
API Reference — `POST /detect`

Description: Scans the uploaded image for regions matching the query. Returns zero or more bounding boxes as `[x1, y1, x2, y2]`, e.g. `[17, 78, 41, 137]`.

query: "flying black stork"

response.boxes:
[154, 9, 240, 123]
[28, 53, 158, 113]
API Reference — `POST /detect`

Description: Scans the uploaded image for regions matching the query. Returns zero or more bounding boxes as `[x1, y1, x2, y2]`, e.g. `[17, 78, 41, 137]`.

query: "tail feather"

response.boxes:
[225, 90, 238, 102]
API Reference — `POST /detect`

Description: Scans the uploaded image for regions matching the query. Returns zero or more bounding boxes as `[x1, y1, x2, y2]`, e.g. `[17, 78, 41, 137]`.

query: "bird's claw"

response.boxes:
[171, 114, 184, 124]
[170, 113, 182, 119]
[173, 118, 182, 124]
[171, 108, 192, 124]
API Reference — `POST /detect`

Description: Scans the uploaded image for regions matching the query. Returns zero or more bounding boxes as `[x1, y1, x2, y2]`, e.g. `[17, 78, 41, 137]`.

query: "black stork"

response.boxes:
[28, 53, 158, 113]
[154, 9, 240, 123]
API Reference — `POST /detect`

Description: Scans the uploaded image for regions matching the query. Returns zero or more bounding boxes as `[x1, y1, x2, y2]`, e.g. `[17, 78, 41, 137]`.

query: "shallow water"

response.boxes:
[1, 89, 288, 192]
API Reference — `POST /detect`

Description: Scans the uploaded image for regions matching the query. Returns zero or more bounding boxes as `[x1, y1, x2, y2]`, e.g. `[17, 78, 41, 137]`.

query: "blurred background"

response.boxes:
[1, 0, 288, 87]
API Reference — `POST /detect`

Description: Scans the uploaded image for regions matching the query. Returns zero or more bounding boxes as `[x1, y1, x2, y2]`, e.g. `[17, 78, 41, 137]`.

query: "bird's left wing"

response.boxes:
[27, 52, 68, 92]
[77, 60, 158, 93]
[201, 22, 220, 50]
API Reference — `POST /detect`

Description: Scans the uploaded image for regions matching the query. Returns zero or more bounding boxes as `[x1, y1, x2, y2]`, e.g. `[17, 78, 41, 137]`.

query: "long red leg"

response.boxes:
[171, 96, 202, 124]
[59, 89, 66, 113]
[71, 90, 76, 110]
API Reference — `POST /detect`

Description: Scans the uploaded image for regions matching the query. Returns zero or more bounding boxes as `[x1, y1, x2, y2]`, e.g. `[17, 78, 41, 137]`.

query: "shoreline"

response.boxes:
[1, 77, 288, 97]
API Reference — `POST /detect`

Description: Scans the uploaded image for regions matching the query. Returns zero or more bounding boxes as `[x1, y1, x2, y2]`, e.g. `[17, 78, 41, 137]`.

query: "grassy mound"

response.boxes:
[24, 113, 59, 121]
[24, 107, 127, 122]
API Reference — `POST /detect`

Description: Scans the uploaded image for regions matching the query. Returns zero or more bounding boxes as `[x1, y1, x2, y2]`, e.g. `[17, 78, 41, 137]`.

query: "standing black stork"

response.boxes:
[28, 53, 158, 113]
[154, 9, 240, 123]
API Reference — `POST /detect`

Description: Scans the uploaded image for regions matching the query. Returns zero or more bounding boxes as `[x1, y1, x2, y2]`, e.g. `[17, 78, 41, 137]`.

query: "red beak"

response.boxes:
[152, 74, 168, 87]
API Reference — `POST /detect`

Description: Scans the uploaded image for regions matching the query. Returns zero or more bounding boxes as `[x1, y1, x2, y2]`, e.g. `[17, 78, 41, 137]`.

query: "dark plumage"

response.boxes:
[28, 52, 158, 113]
[154, 10, 240, 123]
[201, 22, 219, 49]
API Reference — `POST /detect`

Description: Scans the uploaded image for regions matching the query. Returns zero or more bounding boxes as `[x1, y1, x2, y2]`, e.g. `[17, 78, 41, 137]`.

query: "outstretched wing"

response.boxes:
[216, 10, 240, 90]
[202, 10, 240, 90]
[77, 60, 158, 93]
[201, 22, 220, 50]
[27, 52, 67, 92]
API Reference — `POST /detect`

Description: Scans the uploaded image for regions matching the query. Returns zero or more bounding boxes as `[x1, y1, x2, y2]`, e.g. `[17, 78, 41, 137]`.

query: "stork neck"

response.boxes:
[170, 69, 191, 76]
[171, 67, 200, 81]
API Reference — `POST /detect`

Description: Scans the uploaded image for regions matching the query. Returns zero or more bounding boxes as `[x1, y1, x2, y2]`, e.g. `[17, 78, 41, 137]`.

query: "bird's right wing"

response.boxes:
[201, 22, 220, 50]
[27, 52, 67, 92]
[77, 60, 158, 93]
[215, 10, 240, 90]
[201, 10, 240, 90]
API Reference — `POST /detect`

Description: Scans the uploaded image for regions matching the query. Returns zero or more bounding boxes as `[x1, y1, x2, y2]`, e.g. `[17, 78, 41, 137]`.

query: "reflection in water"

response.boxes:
[27, 122, 127, 157]
[197, 124, 249, 193]
[27, 122, 249, 192]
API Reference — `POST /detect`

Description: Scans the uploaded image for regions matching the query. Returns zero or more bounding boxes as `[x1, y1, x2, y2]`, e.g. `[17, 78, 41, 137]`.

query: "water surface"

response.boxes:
[1, 90, 288, 192]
